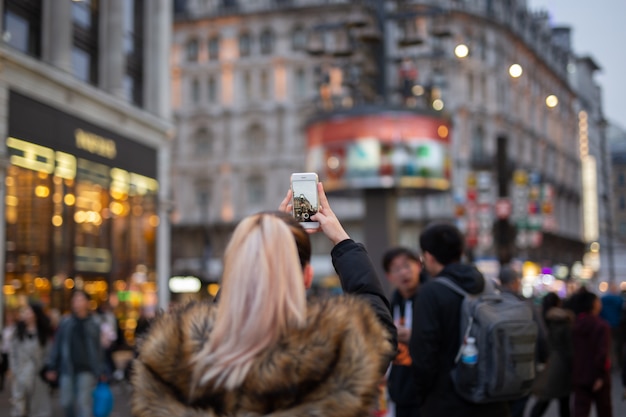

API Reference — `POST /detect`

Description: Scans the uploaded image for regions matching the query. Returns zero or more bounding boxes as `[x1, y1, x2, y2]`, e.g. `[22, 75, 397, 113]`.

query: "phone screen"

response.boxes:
[292, 179, 319, 223]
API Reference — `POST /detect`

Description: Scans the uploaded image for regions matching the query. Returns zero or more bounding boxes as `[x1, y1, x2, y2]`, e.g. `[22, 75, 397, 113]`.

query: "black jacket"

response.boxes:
[409, 263, 510, 417]
[331, 239, 398, 356]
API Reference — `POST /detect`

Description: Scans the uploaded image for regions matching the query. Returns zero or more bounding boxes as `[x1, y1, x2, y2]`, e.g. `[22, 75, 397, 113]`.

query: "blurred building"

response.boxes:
[0, 0, 173, 338]
[171, 0, 608, 289]
[609, 123, 626, 288]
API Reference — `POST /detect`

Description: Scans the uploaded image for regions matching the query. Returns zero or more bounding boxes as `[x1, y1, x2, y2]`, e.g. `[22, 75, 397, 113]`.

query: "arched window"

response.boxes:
[194, 128, 212, 154]
[260, 29, 274, 55]
[186, 38, 198, 61]
[239, 32, 251, 57]
[291, 25, 306, 51]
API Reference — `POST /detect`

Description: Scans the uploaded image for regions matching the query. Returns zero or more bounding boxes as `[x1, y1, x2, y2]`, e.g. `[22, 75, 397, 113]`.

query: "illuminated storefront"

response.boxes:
[4, 91, 159, 337]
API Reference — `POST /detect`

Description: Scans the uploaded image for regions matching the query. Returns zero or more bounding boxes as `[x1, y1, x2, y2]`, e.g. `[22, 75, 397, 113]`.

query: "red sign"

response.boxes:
[495, 199, 512, 219]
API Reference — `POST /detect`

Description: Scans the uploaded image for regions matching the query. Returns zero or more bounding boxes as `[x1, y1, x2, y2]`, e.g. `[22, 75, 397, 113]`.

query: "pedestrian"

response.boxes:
[131, 183, 397, 417]
[9, 302, 53, 417]
[96, 301, 118, 378]
[1, 309, 17, 392]
[382, 247, 422, 417]
[600, 283, 624, 370]
[45, 290, 105, 417]
[530, 292, 574, 417]
[498, 266, 549, 417]
[409, 222, 510, 416]
[572, 291, 612, 417]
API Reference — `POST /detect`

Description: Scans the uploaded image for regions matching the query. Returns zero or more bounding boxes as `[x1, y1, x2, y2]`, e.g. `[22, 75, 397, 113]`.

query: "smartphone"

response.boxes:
[291, 172, 320, 229]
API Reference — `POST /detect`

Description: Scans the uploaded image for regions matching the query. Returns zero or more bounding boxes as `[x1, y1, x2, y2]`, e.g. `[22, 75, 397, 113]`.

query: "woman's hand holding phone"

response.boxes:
[279, 182, 349, 246]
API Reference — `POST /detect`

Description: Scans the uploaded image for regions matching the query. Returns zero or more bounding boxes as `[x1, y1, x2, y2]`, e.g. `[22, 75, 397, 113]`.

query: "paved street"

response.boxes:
[0, 369, 623, 417]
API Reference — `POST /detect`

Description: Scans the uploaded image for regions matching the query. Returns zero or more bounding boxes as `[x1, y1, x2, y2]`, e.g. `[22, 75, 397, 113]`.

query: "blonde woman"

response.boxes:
[132, 183, 396, 417]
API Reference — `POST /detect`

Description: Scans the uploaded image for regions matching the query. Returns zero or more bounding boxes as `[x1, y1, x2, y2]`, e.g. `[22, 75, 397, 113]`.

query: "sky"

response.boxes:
[527, 0, 626, 128]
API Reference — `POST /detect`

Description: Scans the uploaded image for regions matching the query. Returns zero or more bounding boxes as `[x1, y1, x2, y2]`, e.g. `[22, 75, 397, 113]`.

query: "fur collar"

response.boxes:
[131, 296, 393, 417]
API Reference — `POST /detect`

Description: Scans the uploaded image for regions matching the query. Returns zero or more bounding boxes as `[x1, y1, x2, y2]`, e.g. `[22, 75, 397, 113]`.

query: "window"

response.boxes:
[123, 0, 144, 106]
[619, 171, 625, 187]
[246, 124, 266, 153]
[260, 70, 269, 100]
[471, 126, 485, 160]
[620, 221, 626, 236]
[246, 176, 265, 206]
[208, 75, 218, 103]
[195, 181, 211, 216]
[291, 26, 306, 51]
[191, 79, 200, 104]
[186, 38, 199, 61]
[208, 36, 220, 61]
[295, 68, 306, 99]
[72, 0, 99, 84]
[260, 29, 274, 55]
[3, 0, 42, 57]
[620, 196, 626, 211]
[239, 32, 251, 57]
[194, 128, 212, 154]
[243, 71, 252, 99]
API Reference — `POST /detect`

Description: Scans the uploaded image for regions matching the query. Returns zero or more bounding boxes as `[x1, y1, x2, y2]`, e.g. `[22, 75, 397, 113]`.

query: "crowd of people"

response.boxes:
[0, 291, 146, 417]
[0, 183, 625, 417]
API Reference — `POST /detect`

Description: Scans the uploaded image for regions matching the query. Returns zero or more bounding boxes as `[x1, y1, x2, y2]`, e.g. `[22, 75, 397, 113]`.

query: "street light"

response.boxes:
[509, 64, 523, 78]
[454, 43, 469, 58]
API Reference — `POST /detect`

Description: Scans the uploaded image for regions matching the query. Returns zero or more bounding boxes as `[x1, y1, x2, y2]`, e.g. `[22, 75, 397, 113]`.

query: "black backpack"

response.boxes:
[435, 277, 538, 403]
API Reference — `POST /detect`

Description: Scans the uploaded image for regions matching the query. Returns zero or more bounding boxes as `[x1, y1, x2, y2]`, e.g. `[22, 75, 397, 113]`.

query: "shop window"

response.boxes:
[3, 0, 42, 57]
[123, 0, 144, 106]
[72, 0, 99, 84]
[239, 32, 251, 57]
[208, 36, 220, 61]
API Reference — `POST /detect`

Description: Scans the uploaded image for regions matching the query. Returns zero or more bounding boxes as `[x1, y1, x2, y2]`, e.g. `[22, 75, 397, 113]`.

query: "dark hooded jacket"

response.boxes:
[572, 312, 611, 388]
[532, 306, 574, 399]
[409, 263, 510, 417]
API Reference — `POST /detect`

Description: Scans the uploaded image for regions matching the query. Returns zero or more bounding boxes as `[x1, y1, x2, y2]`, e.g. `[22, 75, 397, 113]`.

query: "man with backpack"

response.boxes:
[409, 222, 511, 417]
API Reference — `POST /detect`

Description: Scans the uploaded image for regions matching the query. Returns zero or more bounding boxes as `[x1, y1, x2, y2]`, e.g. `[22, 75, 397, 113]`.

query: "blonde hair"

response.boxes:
[191, 213, 308, 392]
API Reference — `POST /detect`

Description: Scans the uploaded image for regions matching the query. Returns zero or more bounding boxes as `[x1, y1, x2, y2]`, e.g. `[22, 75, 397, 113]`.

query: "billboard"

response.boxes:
[306, 110, 451, 192]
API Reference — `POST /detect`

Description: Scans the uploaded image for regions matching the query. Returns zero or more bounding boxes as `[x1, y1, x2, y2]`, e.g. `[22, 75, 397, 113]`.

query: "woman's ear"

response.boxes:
[303, 263, 314, 289]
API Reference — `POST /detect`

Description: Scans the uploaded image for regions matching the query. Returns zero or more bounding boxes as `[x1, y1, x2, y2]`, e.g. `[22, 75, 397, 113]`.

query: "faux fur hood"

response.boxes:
[131, 296, 394, 417]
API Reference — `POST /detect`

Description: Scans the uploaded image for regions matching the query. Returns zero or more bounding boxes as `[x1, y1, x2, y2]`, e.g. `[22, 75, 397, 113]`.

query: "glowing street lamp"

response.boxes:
[509, 64, 523, 78]
[454, 43, 469, 58]
[545, 94, 559, 108]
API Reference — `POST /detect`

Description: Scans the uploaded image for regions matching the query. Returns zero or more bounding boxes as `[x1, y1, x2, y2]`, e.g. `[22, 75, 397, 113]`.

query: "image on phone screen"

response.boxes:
[292, 180, 318, 223]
